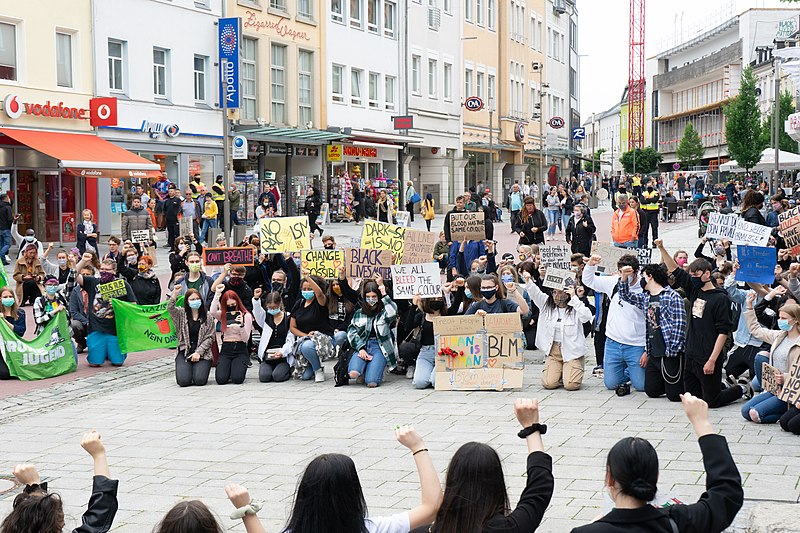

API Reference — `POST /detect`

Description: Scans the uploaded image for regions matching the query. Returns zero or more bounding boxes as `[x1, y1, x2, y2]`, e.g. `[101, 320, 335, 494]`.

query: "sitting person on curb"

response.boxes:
[0, 430, 119, 533]
[168, 285, 217, 387]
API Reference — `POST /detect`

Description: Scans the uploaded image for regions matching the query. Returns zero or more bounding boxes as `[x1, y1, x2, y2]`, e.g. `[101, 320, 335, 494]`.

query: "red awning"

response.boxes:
[0, 127, 161, 177]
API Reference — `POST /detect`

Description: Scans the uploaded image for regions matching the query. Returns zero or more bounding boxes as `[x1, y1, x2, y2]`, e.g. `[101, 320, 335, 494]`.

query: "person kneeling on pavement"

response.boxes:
[253, 289, 295, 383]
[347, 277, 398, 387]
[169, 285, 216, 387]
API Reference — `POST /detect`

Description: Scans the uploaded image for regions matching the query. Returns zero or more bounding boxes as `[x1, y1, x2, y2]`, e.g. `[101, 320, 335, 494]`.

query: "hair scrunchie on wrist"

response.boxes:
[230, 500, 263, 520]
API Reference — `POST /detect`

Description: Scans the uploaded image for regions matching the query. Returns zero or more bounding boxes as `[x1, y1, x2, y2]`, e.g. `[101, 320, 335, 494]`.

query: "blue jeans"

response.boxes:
[561, 214, 570, 232]
[546, 210, 559, 235]
[752, 353, 770, 392]
[742, 391, 787, 423]
[299, 337, 323, 380]
[333, 330, 348, 348]
[199, 218, 218, 243]
[412, 345, 436, 389]
[603, 338, 646, 391]
[614, 240, 638, 249]
[0, 229, 11, 262]
[348, 339, 387, 386]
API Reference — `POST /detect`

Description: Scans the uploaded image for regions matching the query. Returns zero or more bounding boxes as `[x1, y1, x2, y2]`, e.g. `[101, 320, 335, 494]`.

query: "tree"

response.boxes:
[620, 147, 662, 175]
[758, 91, 798, 154]
[725, 66, 767, 174]
[675, 122, 705, 169]
[583, 148, 606, 172]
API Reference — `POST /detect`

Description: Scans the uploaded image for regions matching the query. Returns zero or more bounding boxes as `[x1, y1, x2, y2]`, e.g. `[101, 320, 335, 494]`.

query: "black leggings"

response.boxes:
[645, 355, 684, 402]
[216, 342, 249, 384]
[425, 219, 431, 231]
[726, 344, 760, 380]
[175, 354, 212, 387]
[780, 405, 800, 435]
[21, 281, 40, 305]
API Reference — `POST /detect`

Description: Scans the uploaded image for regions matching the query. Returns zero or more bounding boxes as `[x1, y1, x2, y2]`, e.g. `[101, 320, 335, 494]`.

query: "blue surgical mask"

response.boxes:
[301, 290, 315, 300]
[188, 299, 202, 309]
[294, 258, 302, 267]
[267, 308, 282, 315]
[366, 296, 379, 306]
[45, 285, 58, 295]
[501, 274, 514, 284]
[778, 319, 793, 331]
[57, 259, 67, 267]
[464, 289, 473, 299]
[1, 297, 14, 307]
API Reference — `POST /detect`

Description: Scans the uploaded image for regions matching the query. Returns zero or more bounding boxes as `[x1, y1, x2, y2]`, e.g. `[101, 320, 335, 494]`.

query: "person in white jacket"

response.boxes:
[526, 278, 593, 390]
[582, 253, 647, 394]
[253, 288, 295, 383]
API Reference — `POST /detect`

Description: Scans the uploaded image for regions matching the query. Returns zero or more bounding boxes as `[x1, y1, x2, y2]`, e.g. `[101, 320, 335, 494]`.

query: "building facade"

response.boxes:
[581, 92, 624, 177]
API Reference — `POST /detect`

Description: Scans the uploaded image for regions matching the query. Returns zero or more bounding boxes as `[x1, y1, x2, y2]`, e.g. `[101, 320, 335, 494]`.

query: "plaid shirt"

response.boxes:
[346, 295, 398, 368]
[618, 280, 687, 358]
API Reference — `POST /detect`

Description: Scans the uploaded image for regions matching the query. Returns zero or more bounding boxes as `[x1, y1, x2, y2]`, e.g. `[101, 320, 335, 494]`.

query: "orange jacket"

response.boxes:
[611, 207, 640, 244]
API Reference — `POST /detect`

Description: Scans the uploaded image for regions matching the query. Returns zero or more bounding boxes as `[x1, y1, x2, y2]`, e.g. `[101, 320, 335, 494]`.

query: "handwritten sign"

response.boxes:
[344, 247, 393, 279]
[539, 244, 571, 270]
[360, 220, 406, 263]
[130, 229, 150, 244]
[391, 263, 443, 299]
[434, 313, 524, 391]
[449, 211, 485, 242]
[303, 249, 345, 278]
[260, 216, 310, 253]
[779, 361, 800, 404]
[401, 229, 438, 264]
[591, 242, 638, 274]
[779, 208, 800, 254]
[202, 247, 255, 267]
[179, 216, 194, 238]
[735, 245, 776, 285]
[543, 267, 576, 290]
[706, 212, 771, 246]
[762, 362, 783, 396]
[395, 210, 410, 227]
[98, 279, 127, 300]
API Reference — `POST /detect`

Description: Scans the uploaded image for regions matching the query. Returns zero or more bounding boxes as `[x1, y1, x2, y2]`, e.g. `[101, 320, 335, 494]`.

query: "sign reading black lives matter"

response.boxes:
[449, 211, 486, 242]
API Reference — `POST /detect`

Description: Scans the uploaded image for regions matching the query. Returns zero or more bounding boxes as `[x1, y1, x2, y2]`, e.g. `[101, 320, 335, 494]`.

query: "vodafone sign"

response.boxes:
[2, 94, 117, 126]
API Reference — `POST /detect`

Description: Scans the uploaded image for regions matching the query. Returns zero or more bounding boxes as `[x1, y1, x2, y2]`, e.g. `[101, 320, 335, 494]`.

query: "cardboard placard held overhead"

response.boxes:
[542, 267, 576, 290]
[391, 263, 443, 299]
[706, 212, 771, 247]
[130, 229, 150, 244]
[762, 362, 783, 396]
[303, 249, 345, 278]
[260, 217, 311, 253]
[591, 242, 637, 274]
[179, 217, 194, 238]
[344, 247, 393, 279]
[449, 211, 486, 242]
[735, 246, 777, 285]
[202, 247, 255, 267]
[360, 220, 406, 263]
[401, 228, 438, 264]
[539, 244, 572, 270]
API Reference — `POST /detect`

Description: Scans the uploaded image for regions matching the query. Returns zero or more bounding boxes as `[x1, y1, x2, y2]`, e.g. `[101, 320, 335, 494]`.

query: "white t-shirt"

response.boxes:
[283, 513, 410, 533]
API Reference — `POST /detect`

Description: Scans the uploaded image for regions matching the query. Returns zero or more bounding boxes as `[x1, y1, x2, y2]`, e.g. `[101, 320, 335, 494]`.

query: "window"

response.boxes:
[0, 22, 16, 81]
[153, 48, 167, 97]
[368, 0, 379, 32]
[384, 2, 396, 37]
[464, 68, 473, 97]
[465, 0, 472, 22]
[193, 55, 206, 102]
[350, 0, 362, 28]
[537, 20, 542, 49]
[298, 0, 313, 18]
[369, 71, 379, 108]
[444, 0, 451, 14]
[270, 44, 286, 123]
[412, 55, 421, 94]
[444, 62, 452, 100]
[55, 32, 73, 88]
[476, 0, 483, 25]
[351, 68, 363, 105]
[530, 16, 535, 48]
[385, 76, 396, 110]
[270, 0, 287, 10]
[332, 64, 344, 102]
[298, 50, 313, 126]
[108, 39, 124, 91]
[488, 73, 495, 105]
[476, 71, 484, 100]
[241, 37, 257, 120]
[487, 0, 495, 29]
[332, 0, 344, 22]
[428, 59, 437, 98]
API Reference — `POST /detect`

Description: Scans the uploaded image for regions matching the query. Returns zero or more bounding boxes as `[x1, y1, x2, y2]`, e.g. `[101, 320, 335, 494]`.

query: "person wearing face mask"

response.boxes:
[617, 264, 687, 402]
[74, 254, 137, 367]
[32, 275, 70, 336]
[611, 195, 640, 249]
[12, 243, 45, 306]
[212, 174, 226, 230]
[694, 237, 731, 269]
[640, 180, 660, 247]
[657, 241, 745, 408]
[289, 272, 333, 382]
[210, 284, 253, 384]
[571, 393, 743, 533]
[565, 205, 596, 257]
[199, 193, 219, 245]
[305, 186, 324, 237]
[130, 255, 161, 305]
[176, 252, 213, 303]
[118, 248, 140, 284]
[740, 189, 767, 226]
[526, 277, 593, 391]
[169, 237, 192, 280]
[253, 289, 295, 383]
[40, 246, 76, 300]
[209, 264, 254, 312]
[410, 293, 450, 389]
[69, 265, 95, 354]
[10, 215, 44, 260]
[465, 274, 529, 316]
[0, 288, 23, 379]
[346, 278, 398, 387]
[169, 285, 216, 387]
[673, 250, 689, 271]
[321, 235, 336, 250]
[255, 195, 275, 219]
[327, 269, 358, 349]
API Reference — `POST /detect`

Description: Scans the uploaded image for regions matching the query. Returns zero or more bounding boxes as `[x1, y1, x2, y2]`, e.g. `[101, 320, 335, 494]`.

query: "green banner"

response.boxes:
[1, 312, 76, 381]
[112, 299, 179, 353]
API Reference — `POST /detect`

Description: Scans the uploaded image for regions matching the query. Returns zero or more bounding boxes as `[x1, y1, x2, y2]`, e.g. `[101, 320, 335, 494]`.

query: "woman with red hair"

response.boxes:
[210, 284, 253, 385]
[130, 254, 161, 305]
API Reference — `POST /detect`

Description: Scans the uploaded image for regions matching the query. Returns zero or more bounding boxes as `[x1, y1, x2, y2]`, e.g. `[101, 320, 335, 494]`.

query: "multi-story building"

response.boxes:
[581, 89, 625, 176]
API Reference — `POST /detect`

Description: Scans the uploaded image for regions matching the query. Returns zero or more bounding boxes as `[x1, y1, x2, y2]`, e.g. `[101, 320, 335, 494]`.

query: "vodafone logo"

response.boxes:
[4, 95, 22, 119]
[89, 97, 118, 127]
[96, 104, 112, 120]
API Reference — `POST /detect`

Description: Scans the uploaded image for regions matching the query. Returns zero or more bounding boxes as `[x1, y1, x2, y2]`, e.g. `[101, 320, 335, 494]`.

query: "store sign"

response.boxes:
[548, 116, 565, 129]
[392, 115, 414, 129]
[515, 122, 526, 141]
[326, 145, 342, 162]
[218, 17, 241, 109]
[141, 120, 180, 138]
[3, 94, 118, 125]
[788, 113, 800, 131]
[89, 97, 118, 127]
[294, 146, 319, 157]
[232, 135, 248, 159]
[343, 145, 378, 158]
[464, 96, 484, 111]
[243, 10, 312, 41]
[267, 145, 292, 156]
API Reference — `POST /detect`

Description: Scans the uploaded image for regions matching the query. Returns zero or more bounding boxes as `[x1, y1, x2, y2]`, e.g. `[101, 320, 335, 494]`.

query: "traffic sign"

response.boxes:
[572, 127, 586, 141]
[549, 116, 565, 129]
[464, 96, 484, 111]
[672, 163, 681, 171]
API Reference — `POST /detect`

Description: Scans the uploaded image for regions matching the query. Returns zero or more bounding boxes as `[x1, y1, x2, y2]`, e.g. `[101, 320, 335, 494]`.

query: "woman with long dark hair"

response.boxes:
[210, 285, 253, 385]
[346, 277, 398, 387]
[169, 286, 216, 387]
[518, 197, 547, 246]
[253, 289, 294, 383]
[290, 272, 333, 382]
[305, 186, 323, 236]
[740, 189, 766, 226]
[411, 399, 553, 533]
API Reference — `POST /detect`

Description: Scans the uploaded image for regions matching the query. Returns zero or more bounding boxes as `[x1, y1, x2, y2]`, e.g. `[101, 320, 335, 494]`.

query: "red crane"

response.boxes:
[628, 0, 645, 150]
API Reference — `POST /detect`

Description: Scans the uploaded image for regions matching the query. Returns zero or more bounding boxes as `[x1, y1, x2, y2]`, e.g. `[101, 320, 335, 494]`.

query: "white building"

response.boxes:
[581, 91, 624, 176]
[92, 0, 224, 234]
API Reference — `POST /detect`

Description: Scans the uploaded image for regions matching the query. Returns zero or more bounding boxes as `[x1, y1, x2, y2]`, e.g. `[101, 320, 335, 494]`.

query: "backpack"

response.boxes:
[334, 340, 354, 387]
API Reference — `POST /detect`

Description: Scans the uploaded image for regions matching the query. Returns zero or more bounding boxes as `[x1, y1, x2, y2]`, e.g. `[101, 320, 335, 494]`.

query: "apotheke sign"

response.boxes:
[3, 94, 117, 126]
[141, 120, 180, 138]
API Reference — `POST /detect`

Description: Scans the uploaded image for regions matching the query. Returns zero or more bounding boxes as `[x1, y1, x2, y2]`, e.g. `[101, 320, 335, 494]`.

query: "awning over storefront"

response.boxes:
[235, 125, 348, 145]
[0, 127, 161, 178]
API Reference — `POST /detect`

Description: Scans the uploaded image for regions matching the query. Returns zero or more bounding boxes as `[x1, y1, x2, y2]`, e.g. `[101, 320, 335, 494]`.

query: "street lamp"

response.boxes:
[488, 97, 495, 192]
[532, 61, 545, 197]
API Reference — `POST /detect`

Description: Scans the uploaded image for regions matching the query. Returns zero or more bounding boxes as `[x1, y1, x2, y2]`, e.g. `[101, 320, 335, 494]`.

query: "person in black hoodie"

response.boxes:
[740, 189, 767, 226]
[565, 205, 596, 257]
[571, 393, 743, 533]
[305, 185, 323, 236]
[0, 193, 13, 265]
[518, 196, 548, 246]
[130, 255, 161, 305]
[657, 240, 746, 408]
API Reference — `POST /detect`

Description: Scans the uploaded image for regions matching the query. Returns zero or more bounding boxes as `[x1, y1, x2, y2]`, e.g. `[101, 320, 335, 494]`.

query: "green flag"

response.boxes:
[1, 312, 76, 381]
[112, 299, 179, 353]
[0, 265, 9, 289]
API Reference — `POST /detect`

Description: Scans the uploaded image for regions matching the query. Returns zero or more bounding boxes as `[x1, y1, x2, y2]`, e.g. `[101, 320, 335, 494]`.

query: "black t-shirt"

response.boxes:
[163, 197, 183, 223]
[291, 298, 334, 336]
[647, 295, 667, 357]
[82, 276, 136, 336]
[420, 317, 435, 346]
[266, 314, 289, 350]
[187, 317, 201, 353]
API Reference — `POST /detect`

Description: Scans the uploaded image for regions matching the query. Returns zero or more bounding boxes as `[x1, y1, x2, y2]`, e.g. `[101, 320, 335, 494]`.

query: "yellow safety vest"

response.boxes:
[632, 176, 642, 187]
[212, 182, 225, 202]
[642, 190, 660, 210]
[190, 180, 205, 199]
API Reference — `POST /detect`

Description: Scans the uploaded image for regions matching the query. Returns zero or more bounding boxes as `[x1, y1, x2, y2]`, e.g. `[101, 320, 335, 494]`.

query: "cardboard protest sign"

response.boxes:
[706, 212, 771, 247]
[591, 242, 636, 274]
[539, 244, 571, 270]
[778, 206, 800, 228]
[360, 220, 406, 263]
[434, 313, 524, 391]
[542, 268, 576, 290]
[98, 279, 127, 300]
[779, 361, 800, 404]
[202, 247, 255, 267]
[130, 229, 150, 243]
[344, 247, 393, 279]
[179, 216, 194, 238]
[0, 312, 76, 381]
[449, 211, 485, 242]
[401, 228, 438, 264]
[762, 362, 783, 396]
[735, 245, 776, 285]
[636, 248, 653, 265]
[260, 216, 310, 253]
[395, 210, 410, 227]
[391, 263, 443, 299]
[303, 249, 345, 278]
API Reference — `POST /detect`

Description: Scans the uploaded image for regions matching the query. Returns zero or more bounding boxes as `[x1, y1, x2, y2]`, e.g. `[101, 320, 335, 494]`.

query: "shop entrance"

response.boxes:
[25, 171, 80, 244]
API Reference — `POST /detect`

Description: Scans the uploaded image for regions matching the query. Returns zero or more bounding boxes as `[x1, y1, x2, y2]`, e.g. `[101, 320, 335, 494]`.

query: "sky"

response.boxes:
[578, 0, 793, 118]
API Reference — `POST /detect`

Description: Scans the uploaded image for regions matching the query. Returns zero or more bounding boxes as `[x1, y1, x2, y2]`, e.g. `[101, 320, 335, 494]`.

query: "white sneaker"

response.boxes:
[314, 368, 325, 383]
[406, 365, 415, 379]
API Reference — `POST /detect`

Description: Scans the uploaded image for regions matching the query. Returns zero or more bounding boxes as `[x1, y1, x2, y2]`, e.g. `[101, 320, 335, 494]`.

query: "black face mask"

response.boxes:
[640, 277, 648, 291]
[271, 282, 284, 293]
[228, 277, 244, 287]
[428, 300, 444, 312]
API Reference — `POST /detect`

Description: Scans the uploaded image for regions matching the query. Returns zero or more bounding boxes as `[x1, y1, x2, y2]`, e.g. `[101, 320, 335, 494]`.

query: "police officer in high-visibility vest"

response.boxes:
[631, 174, 642, 196]
[189, 174, 205, 199]
[212, 174, 226, 231]
[641, 179, 660, 246]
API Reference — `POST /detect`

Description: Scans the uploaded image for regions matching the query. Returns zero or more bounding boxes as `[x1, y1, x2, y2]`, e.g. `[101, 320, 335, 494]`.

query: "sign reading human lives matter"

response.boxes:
[401, 228, 438, 264]
[179, 216, 194, 238]
[778, 207, 800, 255]
[542, 268, 576, 290]
[390, 263, 443, 299]
[591, 242, 651, 274]
[705, 212, 771, 247]
[449, 211, 486, 242]
[735, 245, 776, 285]
[344, 247, 393, 279]
[360, 220, 406, 264]
[303, 249, 345, 279]
[260, 216, 310, 253]
[539, 244, 571, 270]
[434, 313, 524, 391]
[130, 229, 150, 244]
[202, 247, 255, 267]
